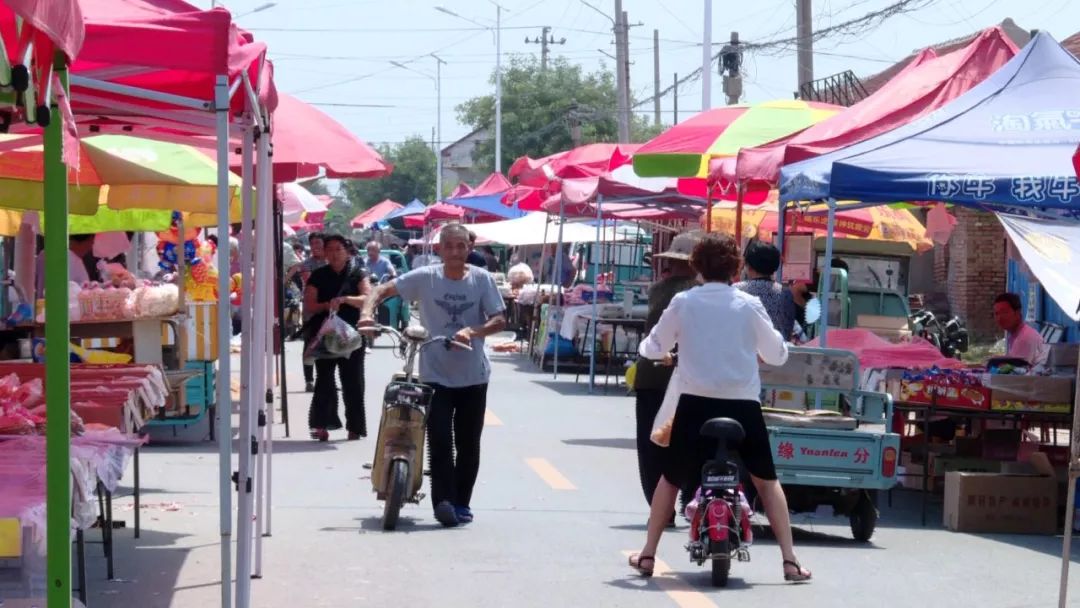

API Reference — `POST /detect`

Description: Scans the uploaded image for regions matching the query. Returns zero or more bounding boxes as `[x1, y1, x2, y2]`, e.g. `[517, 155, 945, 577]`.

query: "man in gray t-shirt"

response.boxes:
[361, 223, 506, 528]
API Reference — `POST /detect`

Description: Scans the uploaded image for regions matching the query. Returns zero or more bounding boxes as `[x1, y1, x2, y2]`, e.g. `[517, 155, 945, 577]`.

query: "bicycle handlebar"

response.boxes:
[362, 324, 473, 352]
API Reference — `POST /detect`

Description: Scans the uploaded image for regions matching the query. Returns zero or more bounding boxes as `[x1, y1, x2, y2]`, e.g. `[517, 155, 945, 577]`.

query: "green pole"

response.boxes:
[44, 50, 71, 608]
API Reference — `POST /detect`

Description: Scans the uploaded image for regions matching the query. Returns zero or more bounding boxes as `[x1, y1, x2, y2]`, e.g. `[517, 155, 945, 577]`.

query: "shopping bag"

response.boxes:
[304, 312, 363, 363]
[650, 365, 681, 447]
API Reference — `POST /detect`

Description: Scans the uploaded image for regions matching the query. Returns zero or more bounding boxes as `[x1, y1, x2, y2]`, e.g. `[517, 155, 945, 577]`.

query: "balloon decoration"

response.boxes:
[156, 212, 219, 302]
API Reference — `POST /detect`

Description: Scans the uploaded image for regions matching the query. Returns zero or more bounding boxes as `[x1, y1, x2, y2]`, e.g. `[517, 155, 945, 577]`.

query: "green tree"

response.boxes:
[457, 56, 669, 169]
[335, 135, 437, 230]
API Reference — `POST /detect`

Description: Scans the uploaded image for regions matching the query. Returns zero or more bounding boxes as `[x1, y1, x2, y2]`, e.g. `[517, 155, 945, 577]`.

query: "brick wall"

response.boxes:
[946, 208, 1006, 342]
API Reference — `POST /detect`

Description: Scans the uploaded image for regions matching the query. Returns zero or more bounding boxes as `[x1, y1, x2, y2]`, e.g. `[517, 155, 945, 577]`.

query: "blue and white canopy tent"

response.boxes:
[780, 31, 1080, 605]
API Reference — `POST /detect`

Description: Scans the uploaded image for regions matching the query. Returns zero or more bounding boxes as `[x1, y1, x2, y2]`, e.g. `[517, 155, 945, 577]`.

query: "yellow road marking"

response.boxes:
[621, 551, 719, 608]
[524, 458, 576, 490]
[484, 410, 503, 426]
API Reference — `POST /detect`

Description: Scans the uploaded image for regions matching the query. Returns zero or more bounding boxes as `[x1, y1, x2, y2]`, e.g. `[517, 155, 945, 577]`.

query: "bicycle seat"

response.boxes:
[700, 418, 745, 443]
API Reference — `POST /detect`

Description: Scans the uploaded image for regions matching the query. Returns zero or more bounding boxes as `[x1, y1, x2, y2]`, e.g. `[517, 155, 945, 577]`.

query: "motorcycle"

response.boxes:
[910, 309, 969, 359]
[366, 323, 471, 531]
[685, 417, 754, 587]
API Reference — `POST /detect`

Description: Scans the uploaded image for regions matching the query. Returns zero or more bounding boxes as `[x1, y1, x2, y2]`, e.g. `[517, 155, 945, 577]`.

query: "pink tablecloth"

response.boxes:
[806, 328, 967, 371]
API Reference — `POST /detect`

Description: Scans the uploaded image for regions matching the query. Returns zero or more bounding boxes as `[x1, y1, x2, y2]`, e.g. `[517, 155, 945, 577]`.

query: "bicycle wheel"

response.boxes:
[382, 459, 409, 531]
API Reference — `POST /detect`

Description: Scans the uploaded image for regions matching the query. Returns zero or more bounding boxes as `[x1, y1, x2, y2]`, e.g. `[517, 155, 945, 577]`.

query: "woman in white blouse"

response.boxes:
[628, 233, 811, 583]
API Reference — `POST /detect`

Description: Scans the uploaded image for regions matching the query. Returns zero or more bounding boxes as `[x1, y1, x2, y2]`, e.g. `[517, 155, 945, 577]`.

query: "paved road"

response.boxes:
[82, 340, 1080, 608]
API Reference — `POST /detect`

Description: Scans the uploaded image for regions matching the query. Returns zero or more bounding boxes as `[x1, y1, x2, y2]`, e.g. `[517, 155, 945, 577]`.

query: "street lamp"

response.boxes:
[434, 3, 506, 173]
[389, 57, 446, 202]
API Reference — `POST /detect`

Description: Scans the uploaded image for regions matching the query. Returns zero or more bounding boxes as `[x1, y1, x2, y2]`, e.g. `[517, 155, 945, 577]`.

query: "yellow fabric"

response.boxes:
[162, 303, 219, 361]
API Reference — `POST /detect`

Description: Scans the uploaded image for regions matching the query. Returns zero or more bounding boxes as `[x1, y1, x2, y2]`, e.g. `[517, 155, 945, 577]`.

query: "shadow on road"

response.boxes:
[563, 438, 637, 450]
[145, 438, 343, 455]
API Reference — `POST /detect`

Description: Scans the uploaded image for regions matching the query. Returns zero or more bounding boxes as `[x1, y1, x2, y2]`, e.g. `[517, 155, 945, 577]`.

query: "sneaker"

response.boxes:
[433, 501, 459, 527]
[305, 382, 315, 393]
[454, 506, 473, 524]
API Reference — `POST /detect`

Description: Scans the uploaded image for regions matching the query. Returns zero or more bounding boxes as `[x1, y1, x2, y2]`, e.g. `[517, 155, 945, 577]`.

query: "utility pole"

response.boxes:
[673, 72, 679, 124]
[653, 29, 661, 126]
[525, 26, 566, 71]
[702, 0, 712, 110]
[495, 2, 504, 173]
[796, 0, 814, 90]
[433, 54, 446, 201]
[622, 10, 632, 134]
[613, 0, 629, 142]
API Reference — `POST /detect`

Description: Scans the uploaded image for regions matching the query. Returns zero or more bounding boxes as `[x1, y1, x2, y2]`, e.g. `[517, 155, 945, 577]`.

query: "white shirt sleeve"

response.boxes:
[639, 294, 681, 360]
[750, 298, 789, 366]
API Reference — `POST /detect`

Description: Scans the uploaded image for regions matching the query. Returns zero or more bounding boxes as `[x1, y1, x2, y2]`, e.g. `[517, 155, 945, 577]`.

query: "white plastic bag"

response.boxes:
[304, 312, 363, 363]
[650, 365, 681, 447]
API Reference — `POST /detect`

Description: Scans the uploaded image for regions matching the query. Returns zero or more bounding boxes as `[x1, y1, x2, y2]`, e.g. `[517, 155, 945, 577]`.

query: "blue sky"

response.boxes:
[202, 0, 1078, 155]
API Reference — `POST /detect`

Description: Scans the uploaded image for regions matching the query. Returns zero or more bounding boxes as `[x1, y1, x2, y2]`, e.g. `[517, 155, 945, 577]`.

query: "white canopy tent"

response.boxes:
[426, 212, 634, 246]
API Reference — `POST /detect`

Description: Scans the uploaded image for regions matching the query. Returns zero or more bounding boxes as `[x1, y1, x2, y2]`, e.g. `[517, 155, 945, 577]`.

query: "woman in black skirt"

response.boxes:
[628, 233, 811, 583]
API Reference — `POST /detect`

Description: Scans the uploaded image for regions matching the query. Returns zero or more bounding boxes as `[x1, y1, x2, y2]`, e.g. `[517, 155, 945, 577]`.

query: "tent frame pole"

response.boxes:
[213, 75, 234, 608]
[1059, 348, 1080, 607]
[69, 75, 211, 110]
[44, 49, 72, 608]
[553, 202, 566, 379]
[253, 125, 272, 580]
[234, 123, 257, 608]
[589, 196, 602, 392]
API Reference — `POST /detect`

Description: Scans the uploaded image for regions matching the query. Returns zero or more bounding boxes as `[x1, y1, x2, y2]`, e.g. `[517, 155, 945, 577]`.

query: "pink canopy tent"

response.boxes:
[351, 199, 402, 228]
[540, 165, 704, 221]
[509, 143, 638, 187]
[507, 144, 640, 210]
[689, 26, 1018, 203]
[404, 201, 465, 228]
[448, 181, 472, 198]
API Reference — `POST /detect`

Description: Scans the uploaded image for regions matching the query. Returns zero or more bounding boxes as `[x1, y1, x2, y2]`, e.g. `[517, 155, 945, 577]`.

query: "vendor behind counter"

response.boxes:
[992, 292, 1049, 367]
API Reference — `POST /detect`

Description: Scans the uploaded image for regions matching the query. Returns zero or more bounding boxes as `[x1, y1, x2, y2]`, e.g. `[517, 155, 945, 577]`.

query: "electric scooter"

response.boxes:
[685, 418, 754, 587]
[366, 324, 471, 531]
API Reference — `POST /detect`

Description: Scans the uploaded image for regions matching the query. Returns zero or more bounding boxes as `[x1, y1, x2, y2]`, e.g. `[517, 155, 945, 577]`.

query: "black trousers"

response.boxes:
[635, 388, 667, 505]
[426, 383, 488, 509]
[303, 364, 314, 383]
[308, 346, 366, 435]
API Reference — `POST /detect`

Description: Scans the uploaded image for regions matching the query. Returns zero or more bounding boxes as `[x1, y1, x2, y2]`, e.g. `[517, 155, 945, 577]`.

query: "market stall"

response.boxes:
[777, 31, 1080, 604]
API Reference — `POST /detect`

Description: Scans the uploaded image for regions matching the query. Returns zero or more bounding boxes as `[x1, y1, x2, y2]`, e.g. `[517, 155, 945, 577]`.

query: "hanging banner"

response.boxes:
[998, 214, 1080, 321]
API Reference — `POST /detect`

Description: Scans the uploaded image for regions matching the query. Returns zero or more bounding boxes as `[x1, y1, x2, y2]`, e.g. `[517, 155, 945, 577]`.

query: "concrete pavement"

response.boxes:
[79, 340, 1080, 608]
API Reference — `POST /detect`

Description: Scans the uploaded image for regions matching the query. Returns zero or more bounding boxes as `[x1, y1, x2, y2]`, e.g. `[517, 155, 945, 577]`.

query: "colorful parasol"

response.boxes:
[633, 100, 842, 178]
[706, 197, 932, 253]
[0, 134, 242, 215]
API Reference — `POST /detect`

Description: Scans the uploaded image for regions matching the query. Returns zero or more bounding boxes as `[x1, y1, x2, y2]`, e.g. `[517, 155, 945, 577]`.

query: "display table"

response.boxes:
[30, 316, 181, 367]
[574, 316, 646, 392]
[0, 432, 144, 605]
[893, 400, 1072, 526]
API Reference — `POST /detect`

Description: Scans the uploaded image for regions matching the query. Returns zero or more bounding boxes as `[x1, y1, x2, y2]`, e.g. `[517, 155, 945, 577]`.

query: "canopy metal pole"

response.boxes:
[1058, 348, 1080, 607]
[235, 124, 257, 608]
[253, 129, 272, 580]
[275, 194, 290, 438]
[69, 75, 210, 110]
[776, 200, 786, 282]
[213, 75, 234, 608]
[553, 202, 566, 379]
[589, 196, 602, 392]
[531, 219, 551, 362]
[814, 198, 838, 412]
[44, 50, 72, 608]
[734, 181, 744, 247]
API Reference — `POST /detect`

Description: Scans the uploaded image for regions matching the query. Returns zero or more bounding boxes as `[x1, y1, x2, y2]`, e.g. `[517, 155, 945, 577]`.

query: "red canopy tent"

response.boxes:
[509, 143, 638, 187]
[404, 202, 465, 228]
[692, 26, 1018, 203]
[540, 166, 704, 221]
[351, 199, 402, 228]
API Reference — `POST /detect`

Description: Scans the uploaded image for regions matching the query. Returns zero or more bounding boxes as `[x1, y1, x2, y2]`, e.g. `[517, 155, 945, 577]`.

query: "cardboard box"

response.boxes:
[900, 455, 1002, 493]
[1047, 343, 1079, 369]
[987, 375, 1074, 415]
[899, 377, 991, 411]
[943, 454, 1057, 534]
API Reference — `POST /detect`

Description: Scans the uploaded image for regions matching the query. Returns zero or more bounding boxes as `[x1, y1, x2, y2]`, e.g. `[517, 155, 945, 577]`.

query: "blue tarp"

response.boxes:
[377, 199, 426, 228]
[780, 32, 1080, 218]
[445, 194, 526, 220]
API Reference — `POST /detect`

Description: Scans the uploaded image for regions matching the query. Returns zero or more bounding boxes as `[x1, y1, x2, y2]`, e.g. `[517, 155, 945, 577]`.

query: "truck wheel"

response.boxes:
[850, 492, 878, 542]
[382, 460, 409, 531]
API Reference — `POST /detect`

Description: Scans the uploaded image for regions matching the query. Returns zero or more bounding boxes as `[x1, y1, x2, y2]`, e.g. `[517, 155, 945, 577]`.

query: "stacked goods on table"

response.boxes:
[894, 365, 1075, 415]
[0, 364, 168, 434]
[72, 281, 179, 322]
[0, 374, 84, 437]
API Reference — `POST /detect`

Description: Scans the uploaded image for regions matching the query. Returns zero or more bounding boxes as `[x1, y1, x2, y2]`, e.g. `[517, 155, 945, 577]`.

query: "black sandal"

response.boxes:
[783, 559, 812, 583]
[628, 553, 655, 577]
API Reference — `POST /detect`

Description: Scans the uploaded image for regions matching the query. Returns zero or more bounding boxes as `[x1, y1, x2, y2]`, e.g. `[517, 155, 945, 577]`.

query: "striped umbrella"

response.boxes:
[633, 100, 842, 178]
[634, 99, 842, 236]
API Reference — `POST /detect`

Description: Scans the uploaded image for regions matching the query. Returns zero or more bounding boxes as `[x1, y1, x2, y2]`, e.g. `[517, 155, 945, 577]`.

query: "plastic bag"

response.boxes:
[650, 365, 681, 447]
[304, 313, 363, 363]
